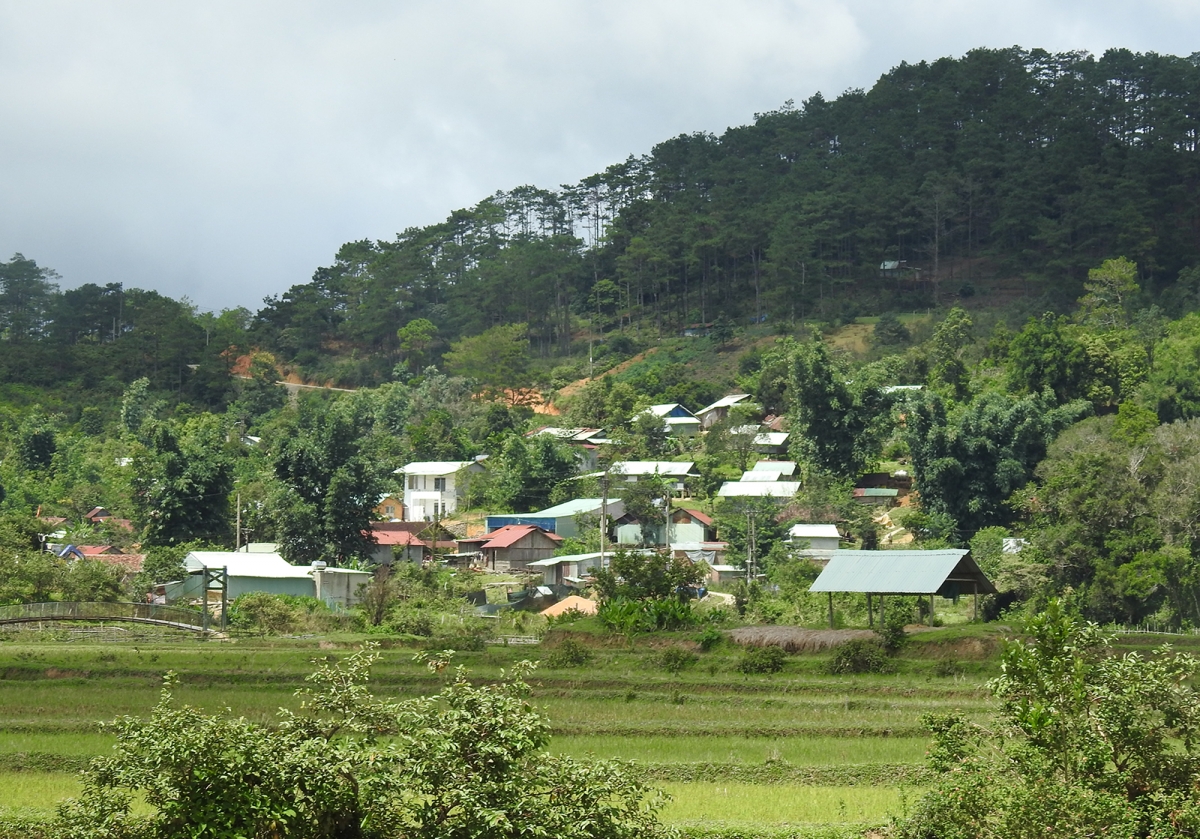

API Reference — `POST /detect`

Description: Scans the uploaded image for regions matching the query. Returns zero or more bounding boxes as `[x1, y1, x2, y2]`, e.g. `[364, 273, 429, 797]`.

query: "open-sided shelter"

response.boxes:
[808, 549, 997, 627]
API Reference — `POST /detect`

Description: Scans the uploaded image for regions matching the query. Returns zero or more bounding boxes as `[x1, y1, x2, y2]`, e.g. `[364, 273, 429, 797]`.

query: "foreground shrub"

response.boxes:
[695, 626, 724, 651]
[736, 645, 787, 674]
[827, 639, 892, 674]
[54, 645, 669, 839]
[895, 599, 1200, 839]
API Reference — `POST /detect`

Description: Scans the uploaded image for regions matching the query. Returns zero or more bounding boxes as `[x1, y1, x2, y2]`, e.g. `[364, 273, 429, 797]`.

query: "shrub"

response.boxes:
[425, 631, 487, 652]
[874, 607, 909, 653]
[386, 609, 435, 637]
[656, 647, 698, 674]
[695, 626, 724, 652]
[736, 645, 787, 674]
[827, 639, 892, 675]
[228, 592, 341, 635]
[544, 638, 593, 668]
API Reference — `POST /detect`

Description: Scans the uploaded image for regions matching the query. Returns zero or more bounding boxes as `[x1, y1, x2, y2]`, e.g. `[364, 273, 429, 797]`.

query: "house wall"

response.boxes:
[314, 570, 372, 608]
[488, 533, 560, 572]
[615, 519, 710, 545]
[227, 576, 315, 600]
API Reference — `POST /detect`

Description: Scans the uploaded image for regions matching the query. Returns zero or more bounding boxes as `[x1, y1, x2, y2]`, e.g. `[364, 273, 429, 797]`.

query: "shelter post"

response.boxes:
[928, 593, 934, 625]
[867, 593, 874, 628]
[828, 592, 834, 629]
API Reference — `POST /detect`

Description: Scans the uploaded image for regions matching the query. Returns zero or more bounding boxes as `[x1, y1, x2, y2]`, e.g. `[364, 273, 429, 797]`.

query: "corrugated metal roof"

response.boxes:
[717, 481, 801, 498]
[184, 551, 313, 579]
[789, 524, 841, 539]
[741, 470, 785, 482]
[808, 549, 997, 595]
[753, 461, 797, 475]
[696, 394, 750, 415]
[397, 461, 477, 476]
[853, 487, 899, 497]
[611, 461, 697, 477]
[480, 524, 562, 549]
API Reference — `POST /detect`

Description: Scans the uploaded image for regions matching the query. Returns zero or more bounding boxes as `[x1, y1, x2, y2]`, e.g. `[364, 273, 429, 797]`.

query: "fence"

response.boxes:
[0, 601, 209, 632]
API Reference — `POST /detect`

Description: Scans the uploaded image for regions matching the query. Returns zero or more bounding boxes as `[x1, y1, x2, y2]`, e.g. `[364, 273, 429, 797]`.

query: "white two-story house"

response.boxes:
[397, 461, 486, 522]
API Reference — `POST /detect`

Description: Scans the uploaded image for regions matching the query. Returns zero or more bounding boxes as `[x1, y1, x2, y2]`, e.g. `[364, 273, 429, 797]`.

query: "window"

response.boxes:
[384, 505, 395, 517]
[434, 477, 446, 492]
[407, 475, 417, 490]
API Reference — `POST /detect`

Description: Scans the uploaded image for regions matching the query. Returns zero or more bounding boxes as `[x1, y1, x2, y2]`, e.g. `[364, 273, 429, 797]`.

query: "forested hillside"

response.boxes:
[3, 45, 1200, 630]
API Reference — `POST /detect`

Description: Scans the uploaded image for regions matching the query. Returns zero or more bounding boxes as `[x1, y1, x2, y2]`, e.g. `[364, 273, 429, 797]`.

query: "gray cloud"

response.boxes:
[0, 1, 1193, 310]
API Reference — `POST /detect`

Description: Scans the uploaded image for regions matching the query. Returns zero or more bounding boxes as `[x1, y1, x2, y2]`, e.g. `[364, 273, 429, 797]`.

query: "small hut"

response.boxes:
[808, 549, 997, 627]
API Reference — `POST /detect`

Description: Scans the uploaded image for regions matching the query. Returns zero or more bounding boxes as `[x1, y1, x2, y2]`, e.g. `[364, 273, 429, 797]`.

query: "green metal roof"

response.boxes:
[808, 549, 997, 595]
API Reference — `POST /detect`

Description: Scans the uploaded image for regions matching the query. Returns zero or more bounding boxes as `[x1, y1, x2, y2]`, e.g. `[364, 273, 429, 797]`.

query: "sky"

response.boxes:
[0, 1, 1196, 312]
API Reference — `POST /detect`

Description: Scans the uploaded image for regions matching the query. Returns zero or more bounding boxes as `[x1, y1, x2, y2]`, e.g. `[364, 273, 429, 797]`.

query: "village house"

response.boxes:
[455, 524, 562, 572]
[615, 507, 716, 546]
[527, 427, 609, 472]
[374, 493, 404, 522]
[369, 522, 458, 564]
[607, 460, 699, 494]
[695, 394, 750, 429]
[397, 460, 486, 521]
[637, 403, 701, 437]
[788, 524, 842, 562]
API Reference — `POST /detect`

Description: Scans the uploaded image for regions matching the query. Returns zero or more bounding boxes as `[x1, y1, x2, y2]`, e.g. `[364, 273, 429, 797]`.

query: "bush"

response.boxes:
[228, 592, 341, 635]
[827, 639, 892, 675]
[655, 647, 698, 674]
[385, 609, 435, 637]
[874, 607, 909, 653]
[695, 626, 724, 652]
[544, 638, 593, 668]
[736, 645, 787, 674]
[425, 631, 487, 652]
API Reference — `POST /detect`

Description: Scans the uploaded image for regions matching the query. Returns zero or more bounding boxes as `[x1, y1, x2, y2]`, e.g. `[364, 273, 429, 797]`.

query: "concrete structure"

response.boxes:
[788, 523, 842, 563]
[397, 460, 486, 521]
[180, 551, 371, 609]
[456, 524, 562, 572]
[528, 427, 609, 472]
[615, 508, 715, 546]
[486, 497, 626, 538]
[852, 487, 899, 507]
[374, 493, 404, 522]
[752, 460, 798, 476]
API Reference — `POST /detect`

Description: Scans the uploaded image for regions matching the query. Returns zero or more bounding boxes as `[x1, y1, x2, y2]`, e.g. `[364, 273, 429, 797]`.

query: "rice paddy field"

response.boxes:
[1, 623, 1181, 836]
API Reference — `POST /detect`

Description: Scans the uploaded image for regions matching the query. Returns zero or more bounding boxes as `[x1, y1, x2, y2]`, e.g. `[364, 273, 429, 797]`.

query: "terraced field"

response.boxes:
[1, 623, 1140, 835]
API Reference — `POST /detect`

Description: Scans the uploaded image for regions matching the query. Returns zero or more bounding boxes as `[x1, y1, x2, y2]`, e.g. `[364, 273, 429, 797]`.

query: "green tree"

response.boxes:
[16, 411, 57, 472]
[789, 340, 891, 480]
[898, 601, 1200, 839]
[0, 253, 59, 341]
[1080, 256, 1139, 330]
[907, 390, 1088, 537]
[442, 323, 532, 398]
[593, 548, 705, 602]
[57, 646, 669, 839]
[131, 415, 235, 547]
[872, 312, 910, 346]
[394, 317, 439, 376]
[927, 306, 973, 399]
[269, 394, 389, 566]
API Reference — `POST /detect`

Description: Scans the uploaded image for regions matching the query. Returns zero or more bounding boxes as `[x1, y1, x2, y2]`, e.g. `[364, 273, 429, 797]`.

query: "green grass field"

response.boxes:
[10, 625, 1181, 831]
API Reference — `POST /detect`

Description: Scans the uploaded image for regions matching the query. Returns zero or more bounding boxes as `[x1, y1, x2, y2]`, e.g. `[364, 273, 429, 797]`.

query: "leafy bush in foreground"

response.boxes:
[53, 645, 668, 839]
[895, 599, 1200, 839]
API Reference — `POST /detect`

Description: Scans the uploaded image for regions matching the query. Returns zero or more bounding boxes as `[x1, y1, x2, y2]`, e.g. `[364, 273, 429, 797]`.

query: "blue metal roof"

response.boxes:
[808, 549, 996, 595]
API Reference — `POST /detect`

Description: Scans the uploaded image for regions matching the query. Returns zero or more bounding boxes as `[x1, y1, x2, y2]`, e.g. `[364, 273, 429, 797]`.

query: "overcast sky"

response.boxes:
[0, 1, 1196, 311]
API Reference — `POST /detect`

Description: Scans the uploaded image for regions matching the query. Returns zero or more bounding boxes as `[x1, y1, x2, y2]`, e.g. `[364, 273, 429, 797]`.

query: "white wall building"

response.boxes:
[397, 461, 486, 521]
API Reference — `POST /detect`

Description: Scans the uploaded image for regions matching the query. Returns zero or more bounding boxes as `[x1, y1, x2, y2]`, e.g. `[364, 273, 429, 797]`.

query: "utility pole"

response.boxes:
[599, 471, 609, 558]
[746, 508, 756, 584]
[235, 490, 241, 551]
[663, 484, 672, 551]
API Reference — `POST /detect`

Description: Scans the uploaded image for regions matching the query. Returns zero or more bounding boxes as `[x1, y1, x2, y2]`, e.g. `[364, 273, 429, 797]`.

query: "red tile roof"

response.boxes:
[374, 530, 429, 547]
[77, 545, 119, 556]
[678, 508, 714, 526]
